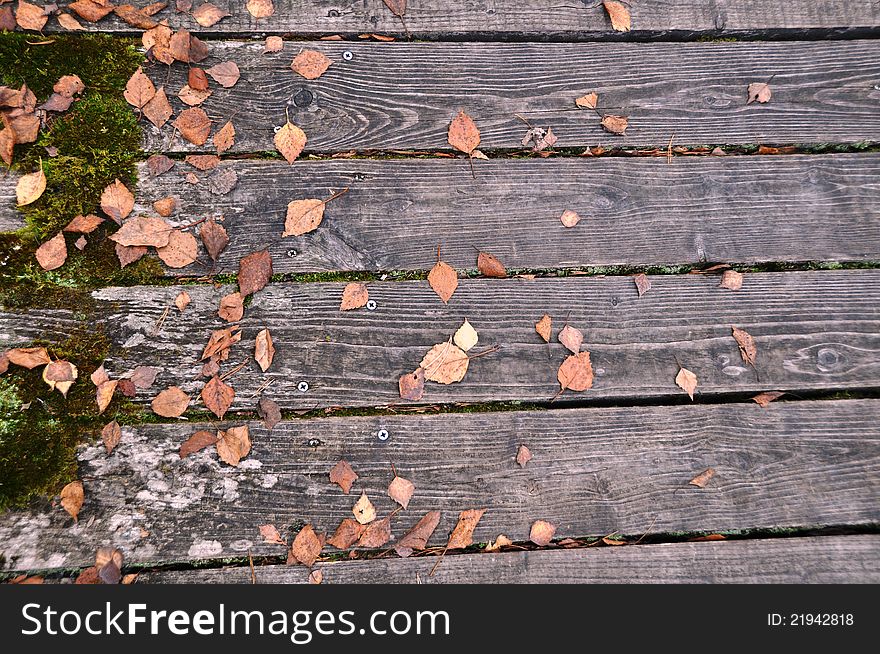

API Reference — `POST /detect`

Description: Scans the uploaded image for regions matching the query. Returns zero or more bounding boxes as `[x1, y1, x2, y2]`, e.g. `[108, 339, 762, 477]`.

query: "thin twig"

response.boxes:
[220, 359, 250, 382]
[429, 544, 449, 577]
[633, 515, 659, 545]
[248, 551, 256, 584]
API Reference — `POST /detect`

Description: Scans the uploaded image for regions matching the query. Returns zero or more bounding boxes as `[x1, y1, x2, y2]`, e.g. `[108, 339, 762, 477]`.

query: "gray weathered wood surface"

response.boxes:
[141, 535, 880, 584]
[59, 1, 880, 38]
[0, 172, 24, 232]
[4, 271, 877, 411]
[141, 40, 880, 153]
[0, 400, 877, 571]
[134, 154, 880, 275]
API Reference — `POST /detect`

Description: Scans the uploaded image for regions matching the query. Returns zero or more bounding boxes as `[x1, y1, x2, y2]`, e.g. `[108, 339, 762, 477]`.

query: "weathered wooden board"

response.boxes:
[54, 1, 880, 38]
[142, 535, 880, 584]
[1, 400, 877, 571]
[135, 154, 880, 275]
[0, 172, 24, 232]
[141, 40, 880, 153]
[4, 271, 877, 411]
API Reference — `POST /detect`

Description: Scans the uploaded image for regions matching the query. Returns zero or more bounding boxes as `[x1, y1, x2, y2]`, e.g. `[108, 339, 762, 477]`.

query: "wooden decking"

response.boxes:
[1, 2, 879, 583]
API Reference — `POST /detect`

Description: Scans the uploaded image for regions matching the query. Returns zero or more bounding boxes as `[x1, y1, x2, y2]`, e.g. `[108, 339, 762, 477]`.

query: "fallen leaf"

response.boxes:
[575, 92, 598, 109]
[291, 49, 332, 80]
[675, 366, 698, 400]
[397, 510, 440, 552]
[143, 87, 172, 129]
[187, 68, 209, 91]
[535, 314, 552, 342]
[634, 273, 651, 297]
[516, 444, 532, 468]
[69, 0, 115, 22]
[602, 537, 627, 546]
[752, 391, 784, 408]
[16, 167, 46, 206]
[60, 480, 84, 522]
[6, 346, 50, 369]
[74, 236, 87, 250]
[39, 93, 74, 112]
[328, 518, 366, 549]
[447, 110, 480, 154]
[398, 368, 425, 401]
[152, 196, 176, 218]
[254, 328, 275, 372]
[175, 290, 191, 312]
[101, 420, 121, 454]
[257, 396, 281, 429]
[216, 425, 250, 466]
[558, 324, 583, 354]
[238, 249, 272, 296]
[130, 365, 161, 389]
[35, 232, 67, 271]
[208, 168, 238, 195]
[557, 351, 594, 392]
[63, 214, 104, 234]
[147, 154, 174, 176]
[283, 198, 327, 236]
[559, 209, 581, 227]
[477, 251, 507, 278]
[352, 491, 376, 525]
[388, 475, 414, 509]
[57, 11, 84, 29]
[603, 0, 631, 31]
[263, 36, 283, 53]
[218, 292, 243, 322]
[732, 326, 757, 367]
[246, 0, 274, 18]
[74, 567, 100, 585]
[206, 61, 240, 88]
[110, 216, 171, 248]
[428, 259, 457, 303]
[174, 107, 211, 146]
[169, 29, 208, 63]
[453, 319, 478, 351]
[0, 352, 8, 375]
[118, 379, 137, 398]
[720, 270, 743, 290]
[114, 4, 159, 29]
[43, 359, 77, 397]
[213, 120, 235, 153]
[151, 386, 190, 417]
[689, 468, 715, 488]
[100, 179, 135, 223]
[289, 524, 322, 567]
[356, 516, 392, 548]
[90, 364, 109, 387]
[202, 375, 234, 419]
[274, 119, 307, 164]
[96, 379, 118, 414]
[115, 243, 147, 268]
[16, 1, 48, 31]
[178, 83, 212, 107]
[201, 326, 241, 359]
[156, 229, 198, 268]
[420, 341, 469, 384]
[259, 524, 286, 545]
[192, 2, 229, 27]
[529, 520, 556, 546]
[308, 569, 323, 584]
[747, 82, 772, 104]
[199, 218, 229, 260]
[185, 154, 220, 171]
[447, 508, 485, 550]
[340, 282, 369, 310]
[485, 534, 513, 552]
[55, 74, 84, 95]
[601, 114, 628, 135]
[124, 66, 156, 110]
[179, 429, 218, 458]
[382, 0, 407, 18]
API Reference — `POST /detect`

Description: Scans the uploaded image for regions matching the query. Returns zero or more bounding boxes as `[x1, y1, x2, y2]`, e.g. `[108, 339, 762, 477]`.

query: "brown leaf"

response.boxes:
[238, 249, 272, 296]
[74, 235, 87, 251]
[16, 1, 48, 31]
[199, 218, 229, 260]
[689, 468, 715, 488]
[156, 229, 198, 268]
[575, 92, 598, 109]
[557, 351, 594, 392]
[352, 491, 376, 524]
[634, 273, 651, 297]
[0, 351, 8, 375]
[213, 120, 235, 153]
[201, 326, 241, 359]
[0, 126, 15, 168]
[169, 29, 208, 64]
[57, 11, 85, 30]
[515, 444, 532, 468]
[752, 391, 784, 408]
[115, 243, 147, 268]
[185, 154, 220, 171]
[398, 367, 425, 401]
[274, 120, 307, 165]
[259, 524, 286, 545]
[90, 364, 109, 387]
[263, 36, 283, 53]
[559, 209, 581, 227]
[535, 314, 552, 342]
[382, 0, 407, 18]
[291, 49, 332, 80]
[250, 328, 276, 373]
[447, 110, 480, 154]
[74, 567, 100, 585]
[603, 1, 631, 31]
[601, 114, 628, 135]
[192, 2, 229, 27]
[188, 68, 209, 91]
[16, 167, 46, 206]
[356, 516, 392, 548]
[100, 179, 135, 224]
[60, 480, 84, 522]
[35, 232, 67, 271]
[178, 83, 212, 107]
[96, 379, 118, 414]
[207, 168, 238, 195]
[529, 520, 556, 546]
[175, 290, 191, 312]
[246, 0, 274, 18]
[151, 386, 190, 417]
[202, 375, 235, 419]
[216, 424, 250, 466]
[732, 326, 757, 367]
[114, 4, 159, 29]
[39, 92, 74, 113]
[206, 61, 240, 88]
[720, 270, 743, 290]
[747, 82, 772, 104]
[388, 475, 414, 509]
[397, 510, 439, 551]
[147, 154, 174, 176]
[110, 216, 171, 248]
[9, 113, 39, 145]
[420, 341, 469, 384]
[428, 260, 457, 303]
[477, 251, 507, 278]
[289, 524, 322, 567]
[328, 518, 366, 549]
[329, 459, 358, 494]
[69, 0, 114, 22]
[174, 107, 211, 146]
[124, 67, 156, 110]
[675, 366, 698, 400]
[63, 214, 104, 234]
[130, 366, 161, 389]
[118, 379, 136, 398]
[340, 282, 369, 310]
[179, 429, 218, 458]
[6, 346, 50, 369]
[307, 568, 323, 583]
[143, 87, 172, 129]
[218, 292, 243, 322]
[447, 508, 485, 550]
[257, 396, 281, 429]
[485, 534, 513, 552]
[101, 420, 121, 454]
[558, 324, 583, 354]
[152, 196, 176, 218]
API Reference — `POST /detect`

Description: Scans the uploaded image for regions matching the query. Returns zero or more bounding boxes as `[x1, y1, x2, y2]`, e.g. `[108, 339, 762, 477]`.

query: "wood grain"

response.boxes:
[54, 1, 880, 38]
[140, 40, 880, 153]
[0, 400, 877, 571]
[0, 172, 24, 232]
[141, 535, 880, 584]
[133, 154, 880, 276]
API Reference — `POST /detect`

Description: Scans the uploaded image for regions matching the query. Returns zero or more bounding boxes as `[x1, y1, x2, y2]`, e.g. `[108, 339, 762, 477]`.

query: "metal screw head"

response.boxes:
[307, 438, 322, 448]
[376, 428, 389, 441]
[366, 299, 377, 311]
[342, 51, 353, 61]
[297, 381, 309, 393]
[286, 249, 298, 258]
[273, 125, 282, 133]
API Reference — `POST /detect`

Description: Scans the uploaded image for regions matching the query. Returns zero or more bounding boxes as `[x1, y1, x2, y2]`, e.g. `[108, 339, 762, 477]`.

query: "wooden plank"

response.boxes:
[141, 40, 880, 153]
[58, 1, 880, 38]
[135, 154, 880, 276]
[0, 400, 877, 571]
[0, 173, 24, 232]
[4, 271, 877, 411]
[140, 536, 880, 584]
